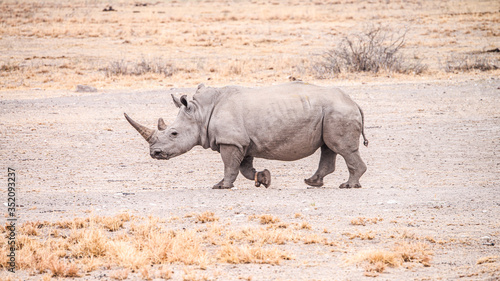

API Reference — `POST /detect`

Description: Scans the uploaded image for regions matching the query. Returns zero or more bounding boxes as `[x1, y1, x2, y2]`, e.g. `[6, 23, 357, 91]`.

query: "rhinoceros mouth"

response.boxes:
[151, 151, 172, 160]
[155, 154, 171, 160]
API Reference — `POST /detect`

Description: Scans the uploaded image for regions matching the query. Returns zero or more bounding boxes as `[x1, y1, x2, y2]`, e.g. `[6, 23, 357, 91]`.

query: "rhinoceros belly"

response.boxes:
[246, 115, 324, 161]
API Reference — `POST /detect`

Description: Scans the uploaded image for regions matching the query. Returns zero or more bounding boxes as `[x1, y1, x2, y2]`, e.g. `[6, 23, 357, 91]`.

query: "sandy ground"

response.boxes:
[1, 77, 499, 280]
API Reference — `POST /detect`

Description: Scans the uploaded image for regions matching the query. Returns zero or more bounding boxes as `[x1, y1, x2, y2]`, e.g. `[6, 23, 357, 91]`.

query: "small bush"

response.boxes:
[103, 57, 176, 77]
[0, 61, 21, 72]
[313, 25, 426, 77]
[444, 54, 499, 72]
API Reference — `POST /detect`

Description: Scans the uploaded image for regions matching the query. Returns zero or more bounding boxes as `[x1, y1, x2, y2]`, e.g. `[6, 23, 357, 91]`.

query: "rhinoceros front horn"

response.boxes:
[124, 113, 155, 142]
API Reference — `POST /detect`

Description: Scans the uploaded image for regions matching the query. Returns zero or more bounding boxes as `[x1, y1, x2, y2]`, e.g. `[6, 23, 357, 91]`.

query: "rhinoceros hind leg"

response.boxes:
[255, 169, 271, 188]
[338, 150, 366, 189]
[305, 145, 336, 187]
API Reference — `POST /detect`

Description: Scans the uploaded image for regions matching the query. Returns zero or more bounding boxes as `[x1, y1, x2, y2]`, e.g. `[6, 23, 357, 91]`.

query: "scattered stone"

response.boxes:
[287, 75, 302, 82]
[481, 236, 495, 246]
[76, 84, 97, 92]
[103, 5, 116, 12]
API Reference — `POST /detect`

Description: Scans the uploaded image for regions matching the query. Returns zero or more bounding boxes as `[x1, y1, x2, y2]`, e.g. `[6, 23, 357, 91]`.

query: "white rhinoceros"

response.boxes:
[125, 82, 368, 189]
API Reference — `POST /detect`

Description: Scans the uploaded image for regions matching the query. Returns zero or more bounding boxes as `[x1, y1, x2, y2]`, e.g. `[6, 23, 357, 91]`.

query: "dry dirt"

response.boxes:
[1, 78, 499, 280]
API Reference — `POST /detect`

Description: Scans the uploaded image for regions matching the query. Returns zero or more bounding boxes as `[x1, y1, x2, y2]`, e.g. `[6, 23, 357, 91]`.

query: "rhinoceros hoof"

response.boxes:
[212, 180, 233, 189]
[304, 176, 324, 187]
[212, 185, 233, 189]
[256, 169, 271, 188]
[339, 183, 362, 189]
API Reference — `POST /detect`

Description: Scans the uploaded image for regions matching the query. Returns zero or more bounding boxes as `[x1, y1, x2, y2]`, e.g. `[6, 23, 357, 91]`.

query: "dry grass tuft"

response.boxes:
[351, 249, 403, 268]
[69, 227, 108, 258]
[394, 241, 432, 266]
[363, 261, 386, 277]
[54, 217, 90, 229]
[303, 234, 328, 244]
[256, 214, 281, 225]
[477, 256, 498, 265]
[228, 226, 298, 245]
[349, 241, 433, 274]
[298, 221, 312, 230]
[95, 215, 124, 232]
[195, 211, 219, 223]
[47, 257, 79, 277]
[350, 217, 382, 226]
[217, 244, 292, 265]
[103, 57, 176, 78]
[444, 54, 499, 72]
[348, 231, 376, 240]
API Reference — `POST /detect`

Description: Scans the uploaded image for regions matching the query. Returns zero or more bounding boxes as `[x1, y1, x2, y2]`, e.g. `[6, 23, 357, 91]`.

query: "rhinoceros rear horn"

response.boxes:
[124, 113, 155, 142]
[158, 118, 167, 131]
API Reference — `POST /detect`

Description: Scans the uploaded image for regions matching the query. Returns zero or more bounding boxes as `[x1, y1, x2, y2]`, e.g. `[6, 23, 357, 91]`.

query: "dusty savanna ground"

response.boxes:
[1, 0, 500, 280]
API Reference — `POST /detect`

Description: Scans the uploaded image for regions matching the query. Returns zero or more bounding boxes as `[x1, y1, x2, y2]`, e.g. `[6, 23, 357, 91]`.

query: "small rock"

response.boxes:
[103, 5, 116, 12]
[76, 84, 97, 92]
[481, 236, 495, 246]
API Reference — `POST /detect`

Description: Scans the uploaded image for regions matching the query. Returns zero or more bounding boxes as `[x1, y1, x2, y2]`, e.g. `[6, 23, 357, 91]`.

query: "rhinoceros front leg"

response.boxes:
[239, 156, 271, 188]
[212, 144, 244, 189]
[305, 145, 337, 187]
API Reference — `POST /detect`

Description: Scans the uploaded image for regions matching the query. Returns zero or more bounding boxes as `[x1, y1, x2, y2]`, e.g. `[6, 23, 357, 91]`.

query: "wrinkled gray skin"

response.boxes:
[125, 82, 368, 189]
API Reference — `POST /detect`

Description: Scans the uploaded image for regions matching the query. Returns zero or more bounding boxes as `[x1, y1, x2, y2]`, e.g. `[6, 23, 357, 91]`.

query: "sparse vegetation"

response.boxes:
[217, 244, 292, 265]
[195, 211, 219, 223]
[103, 57, 177, 77]
[0, 213, 303, 277]
[2, 212, 443, 278]
[350, 217, 383, 226]
[0, 0, 497, 90]
[348, 241, 433, 276]
[312, 25, 427, 78]
[444, 54, 499, 72]
[477, 256, 499, 265]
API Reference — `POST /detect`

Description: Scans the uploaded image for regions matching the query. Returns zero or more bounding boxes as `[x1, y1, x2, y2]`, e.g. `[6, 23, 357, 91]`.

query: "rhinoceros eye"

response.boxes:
[171, 131, 178, 137]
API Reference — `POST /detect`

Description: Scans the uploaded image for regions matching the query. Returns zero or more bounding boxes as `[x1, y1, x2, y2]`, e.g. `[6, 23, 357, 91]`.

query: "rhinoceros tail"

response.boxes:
[357, 105, 369, 147]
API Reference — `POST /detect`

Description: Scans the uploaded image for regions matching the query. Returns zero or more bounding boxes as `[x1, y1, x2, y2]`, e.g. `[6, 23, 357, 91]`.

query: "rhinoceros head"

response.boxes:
[124, 93, 201, 160]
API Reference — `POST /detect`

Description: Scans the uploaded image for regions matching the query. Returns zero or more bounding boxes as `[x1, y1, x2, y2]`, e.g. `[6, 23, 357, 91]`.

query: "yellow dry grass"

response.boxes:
[251, 214, 281, 225]
[0, 0, 498, 92]
[217, 244, 292, 265]
[348, 241, 433, 275]
[350, 217, 383, 226]
[194, 211, 219, 223]
[477, 256, 499, 265]
[0, 213, 303, 277]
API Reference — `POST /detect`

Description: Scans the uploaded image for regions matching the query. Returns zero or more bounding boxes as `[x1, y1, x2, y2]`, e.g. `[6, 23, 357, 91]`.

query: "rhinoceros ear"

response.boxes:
[197, 83, 205, 91]
[171, 93, 183, 108]
[158, 118, 167, 131]
[180, 95, 188, 107]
